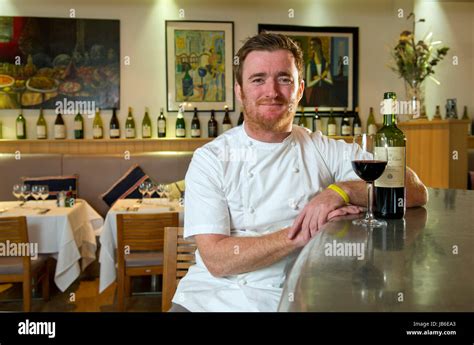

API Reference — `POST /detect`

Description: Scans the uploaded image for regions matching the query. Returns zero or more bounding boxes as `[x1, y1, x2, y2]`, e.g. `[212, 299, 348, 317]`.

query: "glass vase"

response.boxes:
[405, 80, 427, 120]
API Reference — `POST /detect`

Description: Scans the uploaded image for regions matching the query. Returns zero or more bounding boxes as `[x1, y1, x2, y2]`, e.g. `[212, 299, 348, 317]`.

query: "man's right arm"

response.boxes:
[195, 227, 309, 278]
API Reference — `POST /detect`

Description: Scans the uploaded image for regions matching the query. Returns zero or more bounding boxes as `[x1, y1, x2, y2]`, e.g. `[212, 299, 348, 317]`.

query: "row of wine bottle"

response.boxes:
[14, 106, 244, 140]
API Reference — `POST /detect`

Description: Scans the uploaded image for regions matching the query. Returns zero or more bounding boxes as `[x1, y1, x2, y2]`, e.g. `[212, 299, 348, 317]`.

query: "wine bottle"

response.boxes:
[92, 108, 104, 139]
[54, 112, 66, 139]
[461, 106, 471, 135]
[374, 92, 406, 219]
[433, 105, 442, 120]
[298, 106, 308, 129]
[142, 107, 152, 139]
[353, 107, 362, 135]
[222, 105, 232, 132]
[16, 110, 26, 139]
[175, 104, 186, 138]
[125, 107, 136, 139]
[74, 111, 84, 139]
[0, 119, 3, 139]
[237, 111, 244, 126]
[191, 107, 201, 138]
[313, 107, 322, 133]
[36, 108, 47, 139]
[341, 108, 351, 136]
[367, 107, 377, 135]
[327, 108, 336, 136]
[158, 108, 166, 138]
[109, 108, 120, 139]
[208, 109, 218, 138]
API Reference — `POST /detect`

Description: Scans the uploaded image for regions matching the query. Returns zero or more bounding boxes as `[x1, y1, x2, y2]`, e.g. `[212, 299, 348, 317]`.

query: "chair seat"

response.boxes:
[0, 255, 48, 275]
[125, 252, 163, 267]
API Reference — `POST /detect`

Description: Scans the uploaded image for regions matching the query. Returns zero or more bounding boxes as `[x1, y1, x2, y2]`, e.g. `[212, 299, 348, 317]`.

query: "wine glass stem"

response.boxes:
[366, 182, 375, 222]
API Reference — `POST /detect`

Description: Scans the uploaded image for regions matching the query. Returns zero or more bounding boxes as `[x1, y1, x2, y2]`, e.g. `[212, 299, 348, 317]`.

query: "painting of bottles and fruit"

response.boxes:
[0, 16, 119, 110]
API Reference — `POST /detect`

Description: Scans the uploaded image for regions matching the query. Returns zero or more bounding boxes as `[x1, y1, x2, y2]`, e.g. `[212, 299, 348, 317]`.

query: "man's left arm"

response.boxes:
[288, 167, 428, 239]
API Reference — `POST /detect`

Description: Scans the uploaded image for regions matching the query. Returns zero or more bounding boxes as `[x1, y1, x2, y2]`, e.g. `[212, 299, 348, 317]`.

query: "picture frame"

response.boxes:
[258, 24, 359, 113]
[165, 20, 234, 112]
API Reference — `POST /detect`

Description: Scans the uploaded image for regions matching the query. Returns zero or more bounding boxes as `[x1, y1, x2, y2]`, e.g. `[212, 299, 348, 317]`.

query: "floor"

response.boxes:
[0, 263, 163, 312]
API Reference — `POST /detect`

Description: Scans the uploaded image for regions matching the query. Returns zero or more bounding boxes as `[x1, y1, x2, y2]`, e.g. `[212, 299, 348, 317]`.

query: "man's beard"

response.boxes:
[241, 92, 297, 132]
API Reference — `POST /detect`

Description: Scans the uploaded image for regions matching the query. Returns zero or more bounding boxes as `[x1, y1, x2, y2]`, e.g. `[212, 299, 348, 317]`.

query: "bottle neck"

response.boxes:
[383, 114, 397, 126]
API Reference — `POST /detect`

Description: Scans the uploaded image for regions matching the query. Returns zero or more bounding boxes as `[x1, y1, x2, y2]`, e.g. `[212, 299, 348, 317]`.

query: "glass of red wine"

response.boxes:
[352, 134, 388, 227]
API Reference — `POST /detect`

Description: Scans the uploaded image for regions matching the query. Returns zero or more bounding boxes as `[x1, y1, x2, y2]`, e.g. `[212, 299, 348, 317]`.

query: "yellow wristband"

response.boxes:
[327, 184, 350, 204]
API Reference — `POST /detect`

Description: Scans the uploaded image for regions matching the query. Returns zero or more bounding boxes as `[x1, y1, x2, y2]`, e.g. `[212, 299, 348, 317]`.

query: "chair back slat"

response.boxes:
[0, 217, 28, 244]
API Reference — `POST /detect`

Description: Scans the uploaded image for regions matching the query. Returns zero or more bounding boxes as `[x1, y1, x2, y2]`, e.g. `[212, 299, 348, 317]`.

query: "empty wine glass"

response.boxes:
[351, 134, 388, 227]
[31, 185, 41, 201]
[21, 184, 31, 204]
[148, 183, 157, 199]
[156, 184, 165, 198]
[138, 182, 148, 201]
[39, 185, 49, 204]
[12, 184, 22, 201]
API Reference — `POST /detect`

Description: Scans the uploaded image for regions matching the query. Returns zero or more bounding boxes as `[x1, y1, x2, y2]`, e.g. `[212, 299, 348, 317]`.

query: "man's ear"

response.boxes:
[235, 81, 242, 104]
[296, 79, 305, 103]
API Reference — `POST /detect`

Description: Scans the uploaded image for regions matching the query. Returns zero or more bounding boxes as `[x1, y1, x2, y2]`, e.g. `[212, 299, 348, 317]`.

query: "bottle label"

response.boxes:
[17, 123, 24, 136]
[353, 126, 362, 135]
[176, 128, 185, 137]
[342, 125, 351, 135]
[125, 128, 136, 138]
[222, 124, 232, 132]
[74, 121, 82, 131]
[142, 126, 151, 138]
[158, 120, 166, 132]
[191, 129, 201, 137]
[93, 127, 103, 138]
[327, 124, 336, 136]
[374, 147, 405, 188]
[36, 125, 46, 138]
[54, 125, 66, 139]
[368, 124, 377, 135]
[110, 129, 120, 137]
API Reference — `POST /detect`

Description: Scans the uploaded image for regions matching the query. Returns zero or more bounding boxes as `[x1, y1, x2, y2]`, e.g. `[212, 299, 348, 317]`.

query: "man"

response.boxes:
[170, 33, 428, 312]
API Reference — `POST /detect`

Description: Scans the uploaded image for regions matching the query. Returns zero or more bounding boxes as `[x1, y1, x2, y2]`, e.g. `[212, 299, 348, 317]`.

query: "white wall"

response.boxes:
[0, 0, 471, 139]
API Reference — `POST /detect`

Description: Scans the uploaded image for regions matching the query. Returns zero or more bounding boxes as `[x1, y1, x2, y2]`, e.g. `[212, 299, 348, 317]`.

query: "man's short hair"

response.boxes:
[234, 32, 304, 87]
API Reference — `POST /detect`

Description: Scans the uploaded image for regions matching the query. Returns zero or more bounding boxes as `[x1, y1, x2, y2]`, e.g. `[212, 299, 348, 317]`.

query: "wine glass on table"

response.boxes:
[138, 182, 148, 203]
[13, 184, 22, 202]
[31, 185, 41, 202]
[39, 185, 49, 205]
[351, 134, 388, 227]
[20, 184, 31, 206]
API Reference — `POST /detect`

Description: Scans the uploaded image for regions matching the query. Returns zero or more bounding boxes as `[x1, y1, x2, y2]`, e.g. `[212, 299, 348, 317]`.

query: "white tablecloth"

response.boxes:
[99, 199, 184, 293]
[0, 200, 103, 291]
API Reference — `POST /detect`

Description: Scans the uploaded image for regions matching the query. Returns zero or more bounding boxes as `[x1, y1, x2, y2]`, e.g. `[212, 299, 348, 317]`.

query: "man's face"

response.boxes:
[235, 49, 304, 132]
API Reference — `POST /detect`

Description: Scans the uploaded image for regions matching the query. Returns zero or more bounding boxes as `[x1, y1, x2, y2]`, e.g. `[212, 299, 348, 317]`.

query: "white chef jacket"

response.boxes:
[173, 124, 365, 312]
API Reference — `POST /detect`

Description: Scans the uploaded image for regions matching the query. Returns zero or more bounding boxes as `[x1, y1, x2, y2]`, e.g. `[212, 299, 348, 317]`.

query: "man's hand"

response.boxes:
[288, 188, 346, 240]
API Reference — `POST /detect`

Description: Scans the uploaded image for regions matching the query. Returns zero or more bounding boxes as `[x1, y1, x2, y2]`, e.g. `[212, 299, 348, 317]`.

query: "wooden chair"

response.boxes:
[0, 217, 50, 312]
[116, 212, 179, 311]
[162, 226, 196, 312]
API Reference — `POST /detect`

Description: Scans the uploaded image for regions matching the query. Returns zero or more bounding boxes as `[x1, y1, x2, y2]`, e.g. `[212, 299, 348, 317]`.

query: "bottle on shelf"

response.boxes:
[237, 110, 244, 126]
[16, 110, 26, 140]
[191, 107, 201, 138]
[352, 106, 362, 135]
[0, 119, 2, 139]
[54, 111, 66, 139]
[461, 106, 471, 135]
[175, 104, 186, 138]
[367, 107, 377, 135]
[313, 107, 322, 133]
[142, 107, 152, 139]
[208, 109, 218, 138]
[374, 92, 406, 220]
[36, 108, 47, 140]
[158, 108, 166, 138]
[341, 107, 352, 136]
[298, 106, 308, 129]
[74, 111, 84, 139]
[327, 108, 336, 136]
[222, 105, 232, 132]
[125, 107, 136, 139]
[109, 108, 120, 139]
[92, 108, 104, 139]
[433, 105, 442, 120]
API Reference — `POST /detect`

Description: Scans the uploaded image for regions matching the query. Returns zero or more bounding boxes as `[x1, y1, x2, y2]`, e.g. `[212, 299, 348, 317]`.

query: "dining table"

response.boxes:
[278, 188, 474, 312]
[0, 199, 103, 291]
[98, 198, 184, 293]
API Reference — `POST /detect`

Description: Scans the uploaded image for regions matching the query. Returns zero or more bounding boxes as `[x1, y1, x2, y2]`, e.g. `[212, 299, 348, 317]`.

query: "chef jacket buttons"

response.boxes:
[239, 279, 247, 285]
[291, 141, 296, 147]
[249, 207, 255, 214]
[248, 171, 254, 178]
[293, 167, 299, 173]
[288, 198, 298, 210]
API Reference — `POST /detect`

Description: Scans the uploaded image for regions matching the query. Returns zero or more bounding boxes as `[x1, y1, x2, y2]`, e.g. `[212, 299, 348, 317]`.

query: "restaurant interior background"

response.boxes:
[0, 0, 472, 138]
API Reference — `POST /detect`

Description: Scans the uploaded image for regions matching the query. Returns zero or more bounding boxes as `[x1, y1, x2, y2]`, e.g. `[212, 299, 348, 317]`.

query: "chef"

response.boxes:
[170, 33, 428, 312]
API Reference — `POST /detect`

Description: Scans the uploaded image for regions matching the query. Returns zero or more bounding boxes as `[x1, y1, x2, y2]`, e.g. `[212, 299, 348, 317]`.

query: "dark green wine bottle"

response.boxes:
[109, 108, 120, 139]
[74, 112, 84, 139]
[374, 92, 406, 219]
[327, 108, 336, 136]
[175, 104, 186, 138]
[191, 107, 201, 138]
[16, 110, 26, 139]
[158, 108, 166, 138]
[142, 107, 152, 139]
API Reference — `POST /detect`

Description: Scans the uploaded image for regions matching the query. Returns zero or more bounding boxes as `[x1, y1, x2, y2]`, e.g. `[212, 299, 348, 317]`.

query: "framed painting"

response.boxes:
[258, 24, 358, 113]
[0, 16, 120, 111]
[166, 20, 234, 112]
